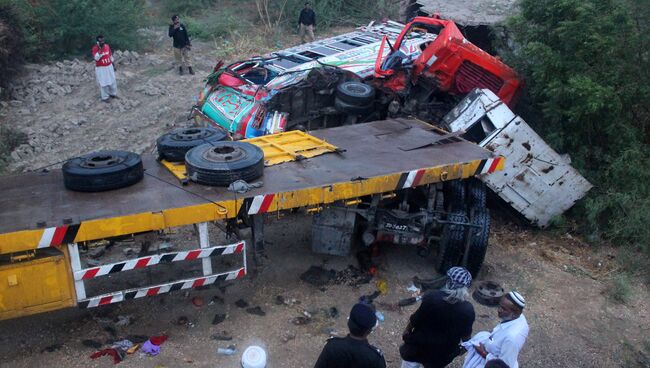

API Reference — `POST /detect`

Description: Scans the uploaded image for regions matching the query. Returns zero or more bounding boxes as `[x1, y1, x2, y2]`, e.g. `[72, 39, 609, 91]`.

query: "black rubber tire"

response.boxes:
[466, 178, 487, 209]
[335, 81, 375, 105]
[435, 210, 467, 274]
[185, 141, 264, 186]
[465, 208, 490, 277]
[444, 180, 466, 212]
[334, 97, 373, 115]
[63, 150, 144, 192]
[157, 127, 227, 162]
[472, 281, 505, 306]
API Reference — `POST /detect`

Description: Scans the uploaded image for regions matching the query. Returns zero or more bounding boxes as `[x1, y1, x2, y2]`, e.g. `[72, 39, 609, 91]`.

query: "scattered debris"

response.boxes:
[141, 335, 168, 356]
[275, 295, 285, 305]
[328, 307, 339, 319]
[175, 316, 189, 326]
[398, 295, 422, 307]
[359, 290, 381, 304]
[320, 327, 338, 336]
[212, 313, 227, 325]
[115, 315, 132, 327]
[300, 265, 335, 287]
[375, 311, 385, 322]
[209, 295, 225, 305]
[246, 306, 266, 316]
[291, 316, 311, 325]
[217, 344, 237, 355]
[281, 331, 296, 343]
[235, 299, 249, 308]
[333, 265, 372, 286]
[126, 335, 149, 344]
[127, 343, 141, 354]
[211, 331, 233, 341]
[377, 301, 400, 312]
[41, 343, 63, 353]
[90, 348, 123, 364]
[191, 296, 205, 308]
[82, 339, 103, 349]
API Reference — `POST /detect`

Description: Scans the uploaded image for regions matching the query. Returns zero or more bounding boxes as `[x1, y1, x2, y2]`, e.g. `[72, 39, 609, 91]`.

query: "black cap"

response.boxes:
[349, 303, 376, 330]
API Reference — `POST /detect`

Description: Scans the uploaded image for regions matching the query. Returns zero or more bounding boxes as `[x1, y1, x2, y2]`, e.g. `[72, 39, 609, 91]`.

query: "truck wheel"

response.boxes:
[435, 210, 467, 274]
[465, 208, 490, 277]
[444, 180, 466, 211]
[336, 81, 375, 105]
[185, 141, 264, 186]
[334, 98, 373, 115]
[157, 127, 227, 162]
[63, 150, 144, 192]
[466, 178, 487, 209]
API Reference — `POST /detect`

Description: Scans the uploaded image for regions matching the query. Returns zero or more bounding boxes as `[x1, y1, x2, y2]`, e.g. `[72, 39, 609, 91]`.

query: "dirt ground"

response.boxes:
[0, 9, 648, 368]
[414, 0, 518, 25]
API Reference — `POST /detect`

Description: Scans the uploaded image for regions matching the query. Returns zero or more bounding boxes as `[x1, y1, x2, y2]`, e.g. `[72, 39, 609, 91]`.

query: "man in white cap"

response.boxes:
[400, 267, 476, 368]
[462, 291, 529, 368]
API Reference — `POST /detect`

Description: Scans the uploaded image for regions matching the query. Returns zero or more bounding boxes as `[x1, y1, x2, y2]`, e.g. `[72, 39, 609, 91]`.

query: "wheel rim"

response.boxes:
[80, 154, 124, 168]
[346, 84, 368, 94]
[202, 145, 246, 163]
[174, 128, 212, 141]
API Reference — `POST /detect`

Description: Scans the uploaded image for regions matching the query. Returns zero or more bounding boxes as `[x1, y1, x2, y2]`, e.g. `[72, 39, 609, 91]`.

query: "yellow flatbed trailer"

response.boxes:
[0, 119, 503, 320]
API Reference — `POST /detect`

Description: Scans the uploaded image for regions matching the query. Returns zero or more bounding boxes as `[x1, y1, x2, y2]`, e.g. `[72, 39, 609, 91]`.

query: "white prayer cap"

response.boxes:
[508, 291, 526, 309]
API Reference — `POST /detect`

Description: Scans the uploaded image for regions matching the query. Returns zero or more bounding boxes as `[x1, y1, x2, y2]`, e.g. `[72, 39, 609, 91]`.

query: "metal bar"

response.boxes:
[67, 243, 86, 301]
[198, 222, 213, 276]
[78, 267, 246, 308]
[73, 241, 245, 281]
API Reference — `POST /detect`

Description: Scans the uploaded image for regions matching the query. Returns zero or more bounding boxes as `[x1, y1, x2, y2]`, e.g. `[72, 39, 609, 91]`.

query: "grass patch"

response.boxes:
[608, 273, 633, 304]
[183, 9, 249, 42]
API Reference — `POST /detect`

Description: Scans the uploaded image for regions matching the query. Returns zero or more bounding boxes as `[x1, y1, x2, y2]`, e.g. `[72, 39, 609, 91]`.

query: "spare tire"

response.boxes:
[185, 141, 264, 186]
[157, 127, 228, 162]
[334, 97, 374, 116]
[336, 81, 375, 105]
[63, 150, 144, 192]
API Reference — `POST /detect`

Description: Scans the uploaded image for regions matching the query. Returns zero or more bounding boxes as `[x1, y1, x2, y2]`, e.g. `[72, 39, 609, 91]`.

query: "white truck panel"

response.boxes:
[444, 89, 593, 227]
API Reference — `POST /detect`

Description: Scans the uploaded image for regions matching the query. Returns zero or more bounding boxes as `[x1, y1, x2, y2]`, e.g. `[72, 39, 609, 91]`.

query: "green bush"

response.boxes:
[506, 0, 650, 274]
[13, 0, 146, 61]
[183, 9, 245, 41]
[0, 1, 24, 93]
[161, 0, 215, 17]
[276, 0, 398, 29]
[0, 125, 27, 173]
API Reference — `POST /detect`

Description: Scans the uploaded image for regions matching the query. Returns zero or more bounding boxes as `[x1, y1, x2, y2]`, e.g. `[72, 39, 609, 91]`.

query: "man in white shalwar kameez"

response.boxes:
[462, 291, 529, 368]
[91, 35, 118, 102]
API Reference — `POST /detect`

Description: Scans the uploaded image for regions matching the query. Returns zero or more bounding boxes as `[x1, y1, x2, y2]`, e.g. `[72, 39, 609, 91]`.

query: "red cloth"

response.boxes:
[90, 348, 122, 364]
[91, 44, 112, 67]
[149, 335, 168, 346]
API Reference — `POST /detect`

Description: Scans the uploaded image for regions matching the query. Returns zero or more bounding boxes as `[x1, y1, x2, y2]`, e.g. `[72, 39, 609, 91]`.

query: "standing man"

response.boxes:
[298, 2, 316, 43]
[400, 267, 476, 368]
[462, 291, 529, 368]
[91, 35, 118, 103]
[314, 303, 386, 368]
[168, 15, 194, 75]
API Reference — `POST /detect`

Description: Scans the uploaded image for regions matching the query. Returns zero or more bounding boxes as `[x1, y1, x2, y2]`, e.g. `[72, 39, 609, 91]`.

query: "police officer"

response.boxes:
[314, 303, 386, 368]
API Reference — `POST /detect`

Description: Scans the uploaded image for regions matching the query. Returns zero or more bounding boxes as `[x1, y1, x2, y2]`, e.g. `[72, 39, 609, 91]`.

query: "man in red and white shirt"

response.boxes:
[91, 35, 118, 102]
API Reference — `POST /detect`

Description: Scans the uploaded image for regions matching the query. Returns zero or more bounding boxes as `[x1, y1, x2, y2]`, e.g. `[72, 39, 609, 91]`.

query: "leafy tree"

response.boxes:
[14, 0, 146, 60]
[506, 0, 650, 270]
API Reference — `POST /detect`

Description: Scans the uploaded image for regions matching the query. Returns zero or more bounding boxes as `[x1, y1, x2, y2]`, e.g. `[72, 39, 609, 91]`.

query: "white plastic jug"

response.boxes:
[241, 345, 267, 368]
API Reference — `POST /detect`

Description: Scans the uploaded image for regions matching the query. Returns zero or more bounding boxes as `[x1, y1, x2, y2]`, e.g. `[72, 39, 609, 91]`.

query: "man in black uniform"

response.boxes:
[314, 303, 386, 368]
[297, 2, 316, 43]
[400, 267, 475, 368]
[168, 14, 193, 75]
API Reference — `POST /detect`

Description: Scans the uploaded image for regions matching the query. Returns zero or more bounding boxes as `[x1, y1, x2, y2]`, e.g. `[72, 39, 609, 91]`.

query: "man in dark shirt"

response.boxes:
[314, 303, 386, 368]
[168, 14, 193, 75]
[298, 2, 316, 43]
[400, 267, 476, 368]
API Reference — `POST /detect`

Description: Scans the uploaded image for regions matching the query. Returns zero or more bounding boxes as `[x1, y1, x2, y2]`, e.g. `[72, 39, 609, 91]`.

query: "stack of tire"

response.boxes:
[62, 127, 265, 192]
[436, 178, 490, 277]
[157, 127, 264, 186]
[334, 81, 376, 116]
